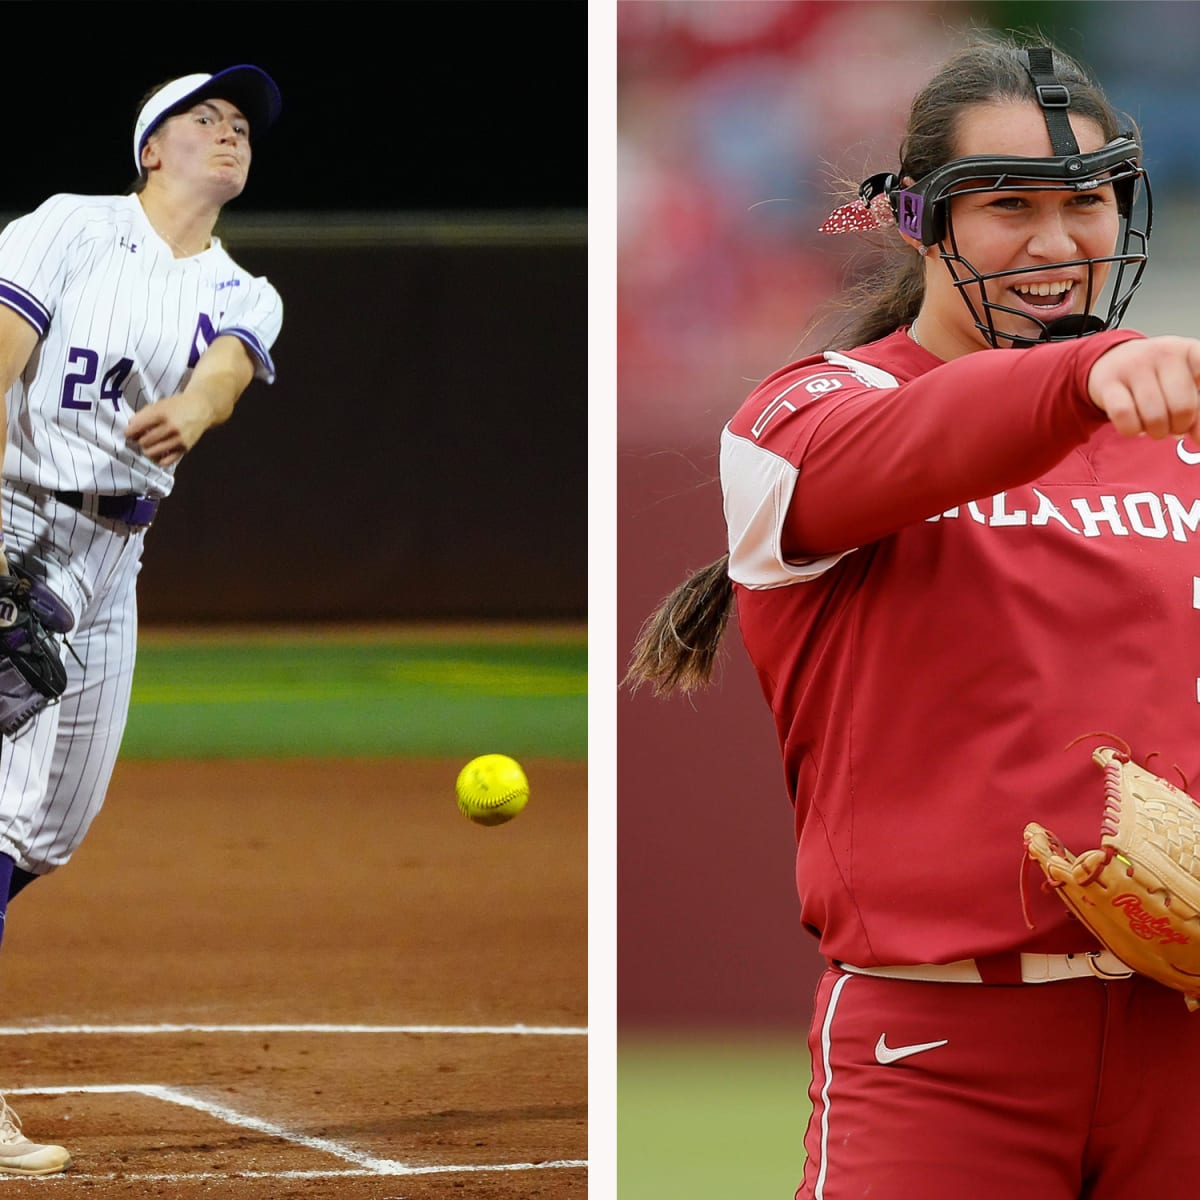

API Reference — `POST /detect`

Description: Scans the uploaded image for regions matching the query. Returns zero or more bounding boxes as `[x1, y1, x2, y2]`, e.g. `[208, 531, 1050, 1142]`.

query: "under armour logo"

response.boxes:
[119, 237, 138, 253]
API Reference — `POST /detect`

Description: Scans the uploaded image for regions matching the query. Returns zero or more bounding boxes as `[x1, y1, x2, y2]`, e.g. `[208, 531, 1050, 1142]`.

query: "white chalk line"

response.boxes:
[0, 1166, 583, 1185]
[7, 1085, 587, 1177]
[0, 1022, 586, 1037]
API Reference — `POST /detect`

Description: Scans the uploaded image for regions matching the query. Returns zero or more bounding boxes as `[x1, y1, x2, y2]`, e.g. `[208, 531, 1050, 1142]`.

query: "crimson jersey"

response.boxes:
[721, 326, 1200, 968]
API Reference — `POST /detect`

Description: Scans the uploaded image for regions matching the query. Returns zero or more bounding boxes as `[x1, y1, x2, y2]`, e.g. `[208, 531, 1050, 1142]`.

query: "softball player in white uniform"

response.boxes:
[0, 65, 283, 1174]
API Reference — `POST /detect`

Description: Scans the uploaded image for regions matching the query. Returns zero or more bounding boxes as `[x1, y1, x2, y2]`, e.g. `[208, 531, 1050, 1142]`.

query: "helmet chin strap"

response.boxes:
[1007, 313, 1109, 349]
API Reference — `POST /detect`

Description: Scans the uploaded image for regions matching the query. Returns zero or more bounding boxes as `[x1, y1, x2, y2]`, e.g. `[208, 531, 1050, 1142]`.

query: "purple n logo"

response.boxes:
[189, 313, 218, 368]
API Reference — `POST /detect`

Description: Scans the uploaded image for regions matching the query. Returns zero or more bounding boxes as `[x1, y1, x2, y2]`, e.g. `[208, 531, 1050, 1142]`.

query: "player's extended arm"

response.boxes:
[125, 334, 256, 468]
[781, 331, 1137, 558]
[0, 307, 42, 572]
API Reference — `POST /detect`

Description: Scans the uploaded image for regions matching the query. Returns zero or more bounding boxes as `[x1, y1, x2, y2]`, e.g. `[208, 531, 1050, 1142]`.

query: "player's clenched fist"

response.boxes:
[125, 337, 254, 467]
[1088, 335, 1200, 443]
[125, 394, 208, 467]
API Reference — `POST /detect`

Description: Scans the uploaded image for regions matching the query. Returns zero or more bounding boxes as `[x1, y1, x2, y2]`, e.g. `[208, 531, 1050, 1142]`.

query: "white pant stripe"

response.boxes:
[814, 971, 851, 1199]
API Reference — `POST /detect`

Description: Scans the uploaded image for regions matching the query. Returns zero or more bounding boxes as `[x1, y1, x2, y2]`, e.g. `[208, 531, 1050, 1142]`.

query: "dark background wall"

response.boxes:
[138, 227, 586, 622]
[8, 2, 584, 216]
[2, 1, 587, 624]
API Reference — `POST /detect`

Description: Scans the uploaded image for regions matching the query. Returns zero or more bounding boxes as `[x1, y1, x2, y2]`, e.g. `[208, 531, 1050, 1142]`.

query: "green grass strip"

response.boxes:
[122, 632, 587, 760]
[618, 1036, 811, 1200]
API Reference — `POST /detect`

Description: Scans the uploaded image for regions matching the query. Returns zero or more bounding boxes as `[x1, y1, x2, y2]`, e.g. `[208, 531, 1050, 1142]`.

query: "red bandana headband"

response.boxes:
[819, 172, 900, 234]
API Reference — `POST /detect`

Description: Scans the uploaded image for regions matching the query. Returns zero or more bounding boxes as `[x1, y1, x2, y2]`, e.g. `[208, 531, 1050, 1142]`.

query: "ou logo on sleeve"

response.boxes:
[805, 376, 843, 396]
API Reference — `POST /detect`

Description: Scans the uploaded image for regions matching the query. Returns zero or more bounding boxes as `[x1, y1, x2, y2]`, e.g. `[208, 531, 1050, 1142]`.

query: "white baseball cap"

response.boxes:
[133, 64, 282, 171]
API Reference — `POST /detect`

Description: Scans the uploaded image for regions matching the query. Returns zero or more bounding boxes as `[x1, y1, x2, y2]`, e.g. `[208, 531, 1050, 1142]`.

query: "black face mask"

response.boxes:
[876, 48, 1154, 349]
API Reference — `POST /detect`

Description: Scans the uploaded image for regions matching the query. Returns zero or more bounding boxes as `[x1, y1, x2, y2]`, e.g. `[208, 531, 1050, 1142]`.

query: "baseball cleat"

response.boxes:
[0, 1095, 70, 1175]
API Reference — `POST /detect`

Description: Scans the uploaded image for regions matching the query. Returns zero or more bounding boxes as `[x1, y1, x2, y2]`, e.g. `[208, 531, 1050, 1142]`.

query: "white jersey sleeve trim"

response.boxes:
[721, 426, 853, 588]
[720, 351, 899, 589]
[821, 350, 900, 389]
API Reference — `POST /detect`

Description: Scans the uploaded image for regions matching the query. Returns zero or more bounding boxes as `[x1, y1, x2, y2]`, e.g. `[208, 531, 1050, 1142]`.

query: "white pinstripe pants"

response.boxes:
[0, 483, 145, 874]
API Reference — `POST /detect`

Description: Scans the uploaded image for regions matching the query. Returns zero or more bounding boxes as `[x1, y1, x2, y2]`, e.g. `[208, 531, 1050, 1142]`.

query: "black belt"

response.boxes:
[53, 491, 159, 527]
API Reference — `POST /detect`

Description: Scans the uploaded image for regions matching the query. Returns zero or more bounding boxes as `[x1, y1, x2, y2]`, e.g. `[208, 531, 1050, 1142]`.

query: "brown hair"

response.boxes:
[829, 32, 1124, 347]
[623, 33, 1124, 698]
[623, 555, 734, 696]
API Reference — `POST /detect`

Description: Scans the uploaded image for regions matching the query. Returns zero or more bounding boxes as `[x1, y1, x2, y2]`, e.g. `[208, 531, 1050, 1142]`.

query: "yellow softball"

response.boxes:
[455, 754, 530, 826]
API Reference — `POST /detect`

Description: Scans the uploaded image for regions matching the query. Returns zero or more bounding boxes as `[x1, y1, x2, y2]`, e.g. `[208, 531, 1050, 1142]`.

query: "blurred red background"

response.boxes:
[615, 0, 1197, 1032]
[618, 1, 978, 1031]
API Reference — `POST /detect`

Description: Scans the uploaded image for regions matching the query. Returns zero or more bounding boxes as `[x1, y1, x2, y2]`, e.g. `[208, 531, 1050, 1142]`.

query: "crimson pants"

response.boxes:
[798, 966, 1200, 1199]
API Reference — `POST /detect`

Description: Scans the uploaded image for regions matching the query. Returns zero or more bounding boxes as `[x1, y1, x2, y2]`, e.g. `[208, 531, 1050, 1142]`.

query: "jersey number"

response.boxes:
[61, 349, 134, 412]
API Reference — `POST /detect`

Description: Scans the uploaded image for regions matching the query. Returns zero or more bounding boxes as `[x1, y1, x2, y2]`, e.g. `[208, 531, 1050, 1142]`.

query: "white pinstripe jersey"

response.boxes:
[0, 192, 282, 498]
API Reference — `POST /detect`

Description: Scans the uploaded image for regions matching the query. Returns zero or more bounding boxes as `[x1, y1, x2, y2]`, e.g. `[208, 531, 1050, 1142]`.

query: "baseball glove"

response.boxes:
[0, 566, 73, 738]
[1025, 745, 1200, 1010]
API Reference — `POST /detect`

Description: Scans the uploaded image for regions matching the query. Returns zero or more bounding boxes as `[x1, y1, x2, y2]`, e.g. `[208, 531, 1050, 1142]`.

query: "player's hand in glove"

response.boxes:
[0, 565, 74, 738]
[1025, 743, 1200, 1010]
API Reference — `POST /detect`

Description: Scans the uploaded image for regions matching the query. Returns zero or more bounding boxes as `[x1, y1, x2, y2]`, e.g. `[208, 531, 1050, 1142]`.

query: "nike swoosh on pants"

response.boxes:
[874, 1034, 949, 1064]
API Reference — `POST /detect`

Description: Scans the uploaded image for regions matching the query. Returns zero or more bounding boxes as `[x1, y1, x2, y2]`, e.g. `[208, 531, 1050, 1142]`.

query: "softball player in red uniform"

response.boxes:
[628, 36, 1200, 1200]
[0, 66, 282, 1174]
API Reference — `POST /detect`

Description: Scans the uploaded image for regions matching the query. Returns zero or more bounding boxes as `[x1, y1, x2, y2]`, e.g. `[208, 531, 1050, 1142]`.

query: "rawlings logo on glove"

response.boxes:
[1025, 743, 1200, 1011]
[0, 566, 73, 738]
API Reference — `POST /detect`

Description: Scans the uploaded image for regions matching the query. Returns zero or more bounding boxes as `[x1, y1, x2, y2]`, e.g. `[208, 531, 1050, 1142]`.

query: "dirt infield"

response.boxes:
[0, 758, 587, 1197]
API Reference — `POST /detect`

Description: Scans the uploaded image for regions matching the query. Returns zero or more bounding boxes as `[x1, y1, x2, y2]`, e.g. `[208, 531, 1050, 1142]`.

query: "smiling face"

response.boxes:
[913, 100, 1121, 358]
[140, 97, 252, 203]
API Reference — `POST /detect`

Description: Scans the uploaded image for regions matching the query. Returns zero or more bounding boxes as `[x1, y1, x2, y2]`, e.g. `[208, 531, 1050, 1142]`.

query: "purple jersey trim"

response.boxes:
[220, 326, 275, 379]
[0, 280, 50, 337]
